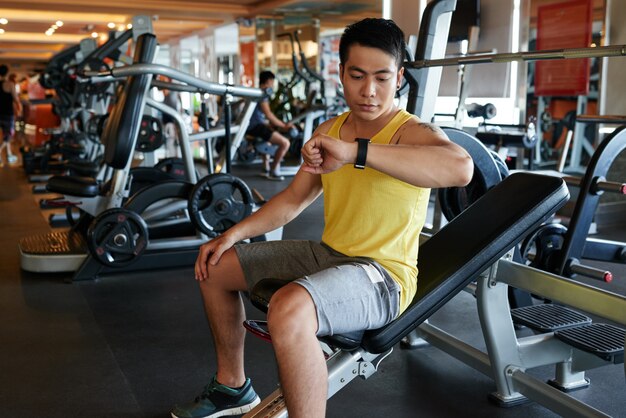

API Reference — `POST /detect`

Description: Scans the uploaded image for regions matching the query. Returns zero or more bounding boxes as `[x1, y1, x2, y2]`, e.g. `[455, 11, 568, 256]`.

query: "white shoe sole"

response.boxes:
[171, 396, 261, 418]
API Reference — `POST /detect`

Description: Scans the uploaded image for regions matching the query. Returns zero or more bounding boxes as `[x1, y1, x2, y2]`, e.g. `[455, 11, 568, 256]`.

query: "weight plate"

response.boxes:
[188, 173, 254, 236]
[135, 115, 164, 152]
[81, 59, 112, 96]
[155, 157, 188, 179]
[237, 141, 257, 164]
[86, 208, 149, 267]
[489, 150, 510, 181]
[86, 114, 108, 143]
[519, 223, 567, 272]
[438, 128, 504, 221]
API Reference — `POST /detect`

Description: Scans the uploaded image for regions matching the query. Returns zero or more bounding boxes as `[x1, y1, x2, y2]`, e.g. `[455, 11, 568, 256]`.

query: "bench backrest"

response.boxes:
[360, 172, 569, 353]
[102, 33, 158, 169]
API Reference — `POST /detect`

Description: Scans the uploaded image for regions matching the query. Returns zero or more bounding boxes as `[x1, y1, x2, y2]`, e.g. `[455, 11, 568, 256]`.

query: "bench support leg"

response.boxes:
[548, 361, 590, 392]
[244, 348, 392, 417]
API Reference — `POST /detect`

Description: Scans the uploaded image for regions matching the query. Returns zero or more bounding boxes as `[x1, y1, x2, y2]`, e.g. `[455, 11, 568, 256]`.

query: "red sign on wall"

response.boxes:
[535, 0, 592, 96]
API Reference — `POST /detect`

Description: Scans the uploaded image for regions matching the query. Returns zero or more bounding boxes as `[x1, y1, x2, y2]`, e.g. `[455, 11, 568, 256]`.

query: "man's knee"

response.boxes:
[270, 132, 290, 149]
[267, 284, 318, 337]
[199, 248, 247, 292]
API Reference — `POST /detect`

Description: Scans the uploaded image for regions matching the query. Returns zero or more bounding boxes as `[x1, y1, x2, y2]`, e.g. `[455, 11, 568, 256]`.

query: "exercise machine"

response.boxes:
[20, 33, 278, 281]
[521, 122, 626, 284]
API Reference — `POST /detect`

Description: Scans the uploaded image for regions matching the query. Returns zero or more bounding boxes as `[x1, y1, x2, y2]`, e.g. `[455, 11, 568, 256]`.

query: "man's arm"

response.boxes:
[301, 118, 474, 189]
[259, 101, 292, 130]
[9, 82, 22, 116]
[364, 120, 473, 188]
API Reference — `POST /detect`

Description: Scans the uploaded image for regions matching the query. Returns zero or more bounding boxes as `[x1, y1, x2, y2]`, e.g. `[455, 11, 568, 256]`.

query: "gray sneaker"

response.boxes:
[171, 376, 260, 418]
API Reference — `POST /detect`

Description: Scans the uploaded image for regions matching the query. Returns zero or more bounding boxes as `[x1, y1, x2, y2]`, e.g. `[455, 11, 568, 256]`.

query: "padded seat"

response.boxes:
[59, 142, 85, 155]
[47, 175, 100, 197]
[67, 159, 101, 177]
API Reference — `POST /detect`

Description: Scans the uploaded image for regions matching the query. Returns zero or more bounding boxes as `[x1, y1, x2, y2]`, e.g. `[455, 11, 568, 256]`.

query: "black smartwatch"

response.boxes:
[354, 138, 370, 169]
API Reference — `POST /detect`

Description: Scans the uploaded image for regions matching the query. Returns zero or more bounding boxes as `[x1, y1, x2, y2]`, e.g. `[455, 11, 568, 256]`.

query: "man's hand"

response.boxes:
[194, 232, 238, 281]
[301, 133, 356, 174]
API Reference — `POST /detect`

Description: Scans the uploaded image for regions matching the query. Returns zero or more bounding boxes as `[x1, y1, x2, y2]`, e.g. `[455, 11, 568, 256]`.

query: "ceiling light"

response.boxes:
[56, 20, 63, 27]
[107, 22, 116, 29]
[52, 25, 58, 29]
[0, 29, 4, 34]
[45, 30, 53, 36]
[127, 23, 132, 29]
[91, 32, 99, 38]
[0, 18, 8, 25]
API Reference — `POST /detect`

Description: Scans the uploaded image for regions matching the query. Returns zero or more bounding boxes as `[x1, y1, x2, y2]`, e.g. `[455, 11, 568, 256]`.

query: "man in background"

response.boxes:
[0, 65, 22, 166]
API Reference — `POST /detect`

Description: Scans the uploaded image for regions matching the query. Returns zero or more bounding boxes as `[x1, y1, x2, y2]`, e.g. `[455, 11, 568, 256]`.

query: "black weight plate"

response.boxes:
[86, 114, 108, 143]
[188, 173, 254, 235]
[135, 115, 164, 152]
[86, 208, 149, 267]
[489, 150, 510, 181]
[519, 223, 567, 272]
[438, 128, 504, 221]
[237, 141, 257, 164]
[81, 59, 112, 96]
[155, 157, 188, 179]
[128, 167, 180, 197]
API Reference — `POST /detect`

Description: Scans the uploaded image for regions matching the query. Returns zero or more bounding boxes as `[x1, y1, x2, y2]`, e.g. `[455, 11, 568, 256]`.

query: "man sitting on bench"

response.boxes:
[171, 18, 473, 418]
[245, 70, 293, 181]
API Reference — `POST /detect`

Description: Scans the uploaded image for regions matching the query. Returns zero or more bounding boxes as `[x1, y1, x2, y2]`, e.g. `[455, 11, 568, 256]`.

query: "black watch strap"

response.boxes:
[354, 138, 370, 169]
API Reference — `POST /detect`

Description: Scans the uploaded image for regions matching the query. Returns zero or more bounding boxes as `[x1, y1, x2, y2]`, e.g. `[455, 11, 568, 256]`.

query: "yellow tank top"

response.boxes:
[321, 109, 431, 314]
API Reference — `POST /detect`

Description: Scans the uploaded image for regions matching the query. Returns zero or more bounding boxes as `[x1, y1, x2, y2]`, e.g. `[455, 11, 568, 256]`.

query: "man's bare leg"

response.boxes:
[267, 283, 327, 418]
[198, 248, 249, 388]
[269, 132, 290, 173]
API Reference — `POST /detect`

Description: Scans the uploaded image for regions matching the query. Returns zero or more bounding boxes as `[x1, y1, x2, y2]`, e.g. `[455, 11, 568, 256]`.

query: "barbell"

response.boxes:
[405, 44, 626, 69]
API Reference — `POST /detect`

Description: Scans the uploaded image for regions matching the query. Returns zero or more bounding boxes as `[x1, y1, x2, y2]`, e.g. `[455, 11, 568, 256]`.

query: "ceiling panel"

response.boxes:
[0, 0, 381, 73]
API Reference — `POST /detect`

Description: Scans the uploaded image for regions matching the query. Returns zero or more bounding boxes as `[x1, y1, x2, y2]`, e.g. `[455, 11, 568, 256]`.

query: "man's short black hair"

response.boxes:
[0, 64, 8, 77]
[259, 70, 275, 85]
[339, 18, 406, 68]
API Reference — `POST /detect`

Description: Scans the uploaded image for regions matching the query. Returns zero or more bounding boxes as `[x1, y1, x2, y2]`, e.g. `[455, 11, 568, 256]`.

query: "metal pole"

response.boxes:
[85, 63, 265, 100]
[223, 94, 232, 173]
[406, 44, 626, 69]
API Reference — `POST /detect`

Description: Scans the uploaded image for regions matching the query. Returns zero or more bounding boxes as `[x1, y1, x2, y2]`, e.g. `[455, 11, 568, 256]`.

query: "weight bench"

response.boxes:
[243, 172, 570, 417]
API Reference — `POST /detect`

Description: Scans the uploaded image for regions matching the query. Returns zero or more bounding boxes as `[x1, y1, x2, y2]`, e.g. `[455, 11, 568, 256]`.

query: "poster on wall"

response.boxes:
[240, 41, 255, 87]
[535, 0, 592, 97]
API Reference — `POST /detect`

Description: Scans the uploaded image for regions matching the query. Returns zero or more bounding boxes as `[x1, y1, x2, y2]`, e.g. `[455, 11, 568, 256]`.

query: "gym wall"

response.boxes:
[438, 0, 515, 98]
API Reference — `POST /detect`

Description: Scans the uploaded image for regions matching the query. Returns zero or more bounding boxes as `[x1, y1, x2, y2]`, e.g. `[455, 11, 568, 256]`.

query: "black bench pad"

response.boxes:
[102, 33, 158, 169]
[47, 175, 100, 197]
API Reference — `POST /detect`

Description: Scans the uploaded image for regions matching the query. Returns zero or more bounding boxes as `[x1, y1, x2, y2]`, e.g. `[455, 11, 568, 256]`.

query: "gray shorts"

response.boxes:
[234, 240, 400, 336]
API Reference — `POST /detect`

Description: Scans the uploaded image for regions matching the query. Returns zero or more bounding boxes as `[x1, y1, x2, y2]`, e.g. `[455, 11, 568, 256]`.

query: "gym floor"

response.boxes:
[1, 155, 625, 418]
